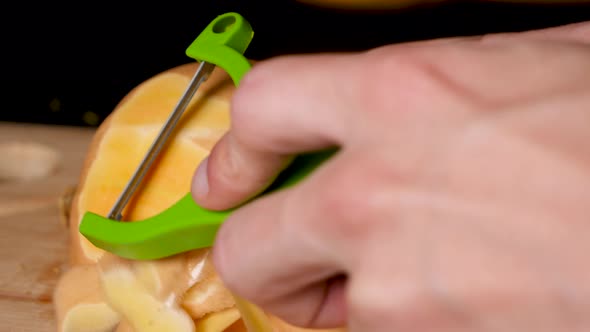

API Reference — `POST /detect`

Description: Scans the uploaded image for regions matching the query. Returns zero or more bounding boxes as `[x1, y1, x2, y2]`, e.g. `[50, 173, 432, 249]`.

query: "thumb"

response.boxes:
[192, 53, 363, 210]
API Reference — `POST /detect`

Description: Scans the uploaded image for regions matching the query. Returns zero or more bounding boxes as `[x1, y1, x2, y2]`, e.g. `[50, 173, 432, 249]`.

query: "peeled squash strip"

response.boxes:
[54, 62, 347, 332]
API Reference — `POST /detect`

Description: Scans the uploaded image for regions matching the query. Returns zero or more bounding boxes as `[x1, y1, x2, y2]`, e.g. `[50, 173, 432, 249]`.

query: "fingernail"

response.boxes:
[194, 156, 209, 197]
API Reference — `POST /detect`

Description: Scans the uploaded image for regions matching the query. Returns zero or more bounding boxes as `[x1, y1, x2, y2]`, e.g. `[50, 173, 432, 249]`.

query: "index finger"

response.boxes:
[191, 53, 365, 210]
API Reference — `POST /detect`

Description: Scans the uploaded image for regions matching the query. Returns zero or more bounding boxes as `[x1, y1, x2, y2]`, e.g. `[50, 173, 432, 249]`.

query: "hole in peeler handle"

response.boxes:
[212, 15, 236, 33]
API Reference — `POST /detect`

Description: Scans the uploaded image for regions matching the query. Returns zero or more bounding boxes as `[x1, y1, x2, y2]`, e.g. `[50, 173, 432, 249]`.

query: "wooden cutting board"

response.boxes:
[0, 122, 95, 332]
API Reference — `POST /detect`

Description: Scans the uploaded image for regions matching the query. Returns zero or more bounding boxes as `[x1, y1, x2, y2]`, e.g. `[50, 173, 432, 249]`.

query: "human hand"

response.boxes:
[191, 21, 590, 331]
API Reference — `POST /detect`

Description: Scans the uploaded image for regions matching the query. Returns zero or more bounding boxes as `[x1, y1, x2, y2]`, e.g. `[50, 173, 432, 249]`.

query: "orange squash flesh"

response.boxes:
[54, 62, 347, 332]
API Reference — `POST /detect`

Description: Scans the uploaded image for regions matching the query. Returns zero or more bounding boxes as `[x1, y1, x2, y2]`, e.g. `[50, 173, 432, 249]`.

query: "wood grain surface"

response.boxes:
[0, 122, 95, 332]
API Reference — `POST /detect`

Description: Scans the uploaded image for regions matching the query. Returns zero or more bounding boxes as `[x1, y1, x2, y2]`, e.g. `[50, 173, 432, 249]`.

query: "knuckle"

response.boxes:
[205, 139, 266, 198]
[206, 136, 239, 186]
[311, 159, 397, 243]
[349, 278, 437, 330]
[206, 134, 287, 197]
[317, 189, 368, 238]
[368, 47, 428, 82]
[361, 46, 452, 109]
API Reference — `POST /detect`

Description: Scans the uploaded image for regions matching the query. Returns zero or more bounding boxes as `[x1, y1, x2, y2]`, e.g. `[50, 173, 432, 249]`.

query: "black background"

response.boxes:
[4, 0, 590, 127]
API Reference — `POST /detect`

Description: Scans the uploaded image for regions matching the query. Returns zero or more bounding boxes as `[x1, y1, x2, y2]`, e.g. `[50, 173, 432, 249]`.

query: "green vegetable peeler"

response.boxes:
[79, 12, 336, 261]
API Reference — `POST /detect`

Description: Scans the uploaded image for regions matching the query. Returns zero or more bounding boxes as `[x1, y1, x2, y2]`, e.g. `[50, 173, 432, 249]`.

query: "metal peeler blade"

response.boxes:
[107, 61, 216, 221]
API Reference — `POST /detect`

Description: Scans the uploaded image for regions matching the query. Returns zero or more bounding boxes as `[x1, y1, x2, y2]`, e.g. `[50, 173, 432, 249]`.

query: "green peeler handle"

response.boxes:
[79, 12, 337, 261]
[185, 12, 254, 85]
[79, 150, 335, 260]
